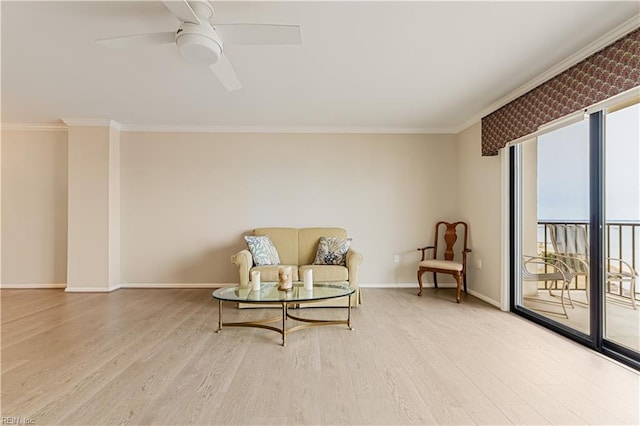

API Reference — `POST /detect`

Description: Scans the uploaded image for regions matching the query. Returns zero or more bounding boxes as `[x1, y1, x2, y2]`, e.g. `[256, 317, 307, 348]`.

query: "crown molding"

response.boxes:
[455, 14, 640, 134]
[0, 121, 457, 135]
[61, 118, 121, 130]
[0, 123, 68, 131]
[119, 124, 457, 134]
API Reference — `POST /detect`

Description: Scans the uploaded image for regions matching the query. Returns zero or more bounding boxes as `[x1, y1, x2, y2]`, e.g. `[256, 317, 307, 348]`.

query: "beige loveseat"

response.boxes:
[231, 227, 363, 306]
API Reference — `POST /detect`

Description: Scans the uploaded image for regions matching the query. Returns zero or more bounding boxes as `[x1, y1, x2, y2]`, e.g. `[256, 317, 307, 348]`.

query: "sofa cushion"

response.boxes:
[244, 235, 280, 266]
[251, 265, 300, 282]
[300, 265, 349, 282]
[313, 236, 351, 266]
[298, 227, 347, 265]
[254, 228, 299, 266]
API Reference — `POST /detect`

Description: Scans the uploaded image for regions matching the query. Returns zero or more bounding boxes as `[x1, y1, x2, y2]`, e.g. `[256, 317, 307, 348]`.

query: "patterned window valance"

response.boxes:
[481, 28, 640, 156]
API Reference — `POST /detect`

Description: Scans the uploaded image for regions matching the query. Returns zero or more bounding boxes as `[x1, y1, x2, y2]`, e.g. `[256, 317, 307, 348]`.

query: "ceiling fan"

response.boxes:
[96, 0, 302, 91]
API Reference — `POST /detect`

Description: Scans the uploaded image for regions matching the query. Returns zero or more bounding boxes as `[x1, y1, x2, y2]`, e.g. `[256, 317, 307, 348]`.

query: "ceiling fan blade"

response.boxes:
[97, 32, 175, 49]
[213, 24, 302, 45]
[162, 0, 201, 24]
[210, 54, 242, 91]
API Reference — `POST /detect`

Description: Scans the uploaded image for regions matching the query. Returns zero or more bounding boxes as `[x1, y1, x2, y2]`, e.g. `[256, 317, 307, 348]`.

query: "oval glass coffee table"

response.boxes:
[212, 282, 355, 346]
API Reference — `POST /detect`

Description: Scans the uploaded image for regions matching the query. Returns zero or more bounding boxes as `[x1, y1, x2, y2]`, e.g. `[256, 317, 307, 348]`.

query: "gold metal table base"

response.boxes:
[217, 295, 353, 346]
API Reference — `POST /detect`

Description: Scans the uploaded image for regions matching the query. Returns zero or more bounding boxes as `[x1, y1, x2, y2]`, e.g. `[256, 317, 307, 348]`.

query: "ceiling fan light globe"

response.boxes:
[177, 33, 221, 65]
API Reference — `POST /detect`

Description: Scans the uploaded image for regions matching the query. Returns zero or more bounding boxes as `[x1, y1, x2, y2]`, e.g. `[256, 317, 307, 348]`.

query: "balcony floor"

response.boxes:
[523, 290, 639, 352]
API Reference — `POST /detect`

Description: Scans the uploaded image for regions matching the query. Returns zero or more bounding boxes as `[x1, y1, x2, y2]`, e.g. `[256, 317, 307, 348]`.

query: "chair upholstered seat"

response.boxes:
[419, 259, 463, 271]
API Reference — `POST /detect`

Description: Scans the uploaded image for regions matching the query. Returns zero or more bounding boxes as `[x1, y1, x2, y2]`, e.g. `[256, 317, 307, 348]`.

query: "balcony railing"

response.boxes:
[537, 220, 639, 301]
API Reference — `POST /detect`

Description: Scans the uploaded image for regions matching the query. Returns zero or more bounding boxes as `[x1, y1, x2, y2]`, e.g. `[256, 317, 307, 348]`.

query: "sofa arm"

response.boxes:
[346, 247, 363, 292]
[231, 249, 252, 288]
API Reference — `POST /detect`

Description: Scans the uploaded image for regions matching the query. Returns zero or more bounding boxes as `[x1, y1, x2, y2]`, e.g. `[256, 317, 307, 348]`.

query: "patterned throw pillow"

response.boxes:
[244, 235, 281, 266]
[313, 236, 352, 266]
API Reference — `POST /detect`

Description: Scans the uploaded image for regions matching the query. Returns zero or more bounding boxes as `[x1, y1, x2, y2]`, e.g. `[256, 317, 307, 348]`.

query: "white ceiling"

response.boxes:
[2, 1, 639, 133]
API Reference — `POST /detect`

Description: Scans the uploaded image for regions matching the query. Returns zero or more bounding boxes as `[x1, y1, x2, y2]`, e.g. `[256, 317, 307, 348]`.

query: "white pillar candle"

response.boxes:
[251, 270, 261, 291]
[304, 269, 313, 290]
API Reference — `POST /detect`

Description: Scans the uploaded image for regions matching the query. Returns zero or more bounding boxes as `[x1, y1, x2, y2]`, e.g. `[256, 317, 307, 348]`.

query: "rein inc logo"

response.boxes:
[1, 418, 35, 425]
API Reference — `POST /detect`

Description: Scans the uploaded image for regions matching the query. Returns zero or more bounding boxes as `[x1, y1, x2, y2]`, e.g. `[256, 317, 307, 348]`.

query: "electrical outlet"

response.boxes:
[393, 255, 400, 264]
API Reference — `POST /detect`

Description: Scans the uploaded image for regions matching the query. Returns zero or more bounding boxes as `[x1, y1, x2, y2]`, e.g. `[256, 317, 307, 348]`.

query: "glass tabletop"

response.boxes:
[212, 282, 354, 303]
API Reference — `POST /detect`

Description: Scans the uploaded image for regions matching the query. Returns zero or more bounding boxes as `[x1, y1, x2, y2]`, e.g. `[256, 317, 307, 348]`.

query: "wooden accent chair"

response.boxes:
[417, 221, 471, 303]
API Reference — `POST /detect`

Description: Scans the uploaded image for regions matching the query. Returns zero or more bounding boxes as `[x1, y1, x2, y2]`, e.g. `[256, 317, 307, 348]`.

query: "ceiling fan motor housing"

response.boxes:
[176, 22, 223, 66]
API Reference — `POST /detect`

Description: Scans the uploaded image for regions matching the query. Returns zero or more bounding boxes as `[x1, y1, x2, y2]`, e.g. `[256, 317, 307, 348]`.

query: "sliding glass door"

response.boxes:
[604, 102, 640, 354]
[515, 120, 591, 335]
[512, 100, 640, 368]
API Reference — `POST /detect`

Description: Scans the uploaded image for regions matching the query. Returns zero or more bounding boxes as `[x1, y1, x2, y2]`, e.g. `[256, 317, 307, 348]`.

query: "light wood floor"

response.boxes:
[1, 288, 638, 425]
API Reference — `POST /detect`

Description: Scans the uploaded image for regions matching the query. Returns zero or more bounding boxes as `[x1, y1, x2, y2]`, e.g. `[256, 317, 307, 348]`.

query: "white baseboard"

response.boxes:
[120, 283, 228, 289]
[467, 289, 501, 308]
[360, 282, 456, 289]
[0, 282, 500, 307]
[359, 283, 500, 308]
[65, 285, 120, 293]
[2, 283, 230, 291]
[1, 283, 66, 289]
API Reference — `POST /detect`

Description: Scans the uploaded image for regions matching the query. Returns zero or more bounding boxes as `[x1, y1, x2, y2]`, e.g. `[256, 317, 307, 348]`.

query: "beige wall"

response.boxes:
[109, 127, 121, 288]
[67, 126, 111, 289]
[120, 132, 459, 285]
[2, 128, 483, 292]
[1, 129, 68, 285]
[521, 138, 540, 296]
[456, 122, 504, 305]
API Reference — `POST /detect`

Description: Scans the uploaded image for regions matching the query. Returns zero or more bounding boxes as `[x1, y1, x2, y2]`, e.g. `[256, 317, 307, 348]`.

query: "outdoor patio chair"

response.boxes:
[522, 254, 576, 318]
[546, 223, 637, 309]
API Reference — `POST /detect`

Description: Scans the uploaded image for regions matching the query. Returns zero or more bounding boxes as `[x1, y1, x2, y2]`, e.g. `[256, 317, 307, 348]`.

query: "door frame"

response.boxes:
[508, 109, 639, 370]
